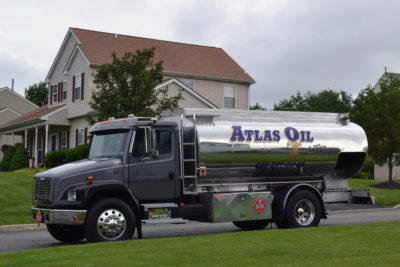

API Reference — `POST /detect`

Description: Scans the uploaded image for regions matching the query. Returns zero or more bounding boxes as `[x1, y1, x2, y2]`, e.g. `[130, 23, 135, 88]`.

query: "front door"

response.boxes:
[128, 126, 178, 201]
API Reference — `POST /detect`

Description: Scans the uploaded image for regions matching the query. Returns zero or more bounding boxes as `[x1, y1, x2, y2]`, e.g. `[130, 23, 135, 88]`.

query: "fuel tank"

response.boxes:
[162, 108, 368, 179]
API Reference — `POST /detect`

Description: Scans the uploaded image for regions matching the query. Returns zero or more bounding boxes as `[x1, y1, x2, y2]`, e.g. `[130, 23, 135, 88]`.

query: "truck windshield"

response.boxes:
[89, 131, 129, 159]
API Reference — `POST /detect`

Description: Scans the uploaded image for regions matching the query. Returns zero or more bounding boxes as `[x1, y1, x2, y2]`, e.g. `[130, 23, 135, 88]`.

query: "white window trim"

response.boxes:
[78, 128, 85, 145]
[74, 74, 82, 101]
[52, 84, 58, 103]
[223, 84, 236, 109]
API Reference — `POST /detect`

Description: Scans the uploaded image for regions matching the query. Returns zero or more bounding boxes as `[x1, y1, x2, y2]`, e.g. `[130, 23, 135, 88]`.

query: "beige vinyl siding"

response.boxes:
[48, 34, 79, 107]
[163, 75, 250, 109]
[0, 109, 20, 125]
[0, 89, 37, 115]
[66, 53, 94, 118]
[47, 108, 70, 126]
[162, 83, 211, 109]
[69, 117, 90, 148]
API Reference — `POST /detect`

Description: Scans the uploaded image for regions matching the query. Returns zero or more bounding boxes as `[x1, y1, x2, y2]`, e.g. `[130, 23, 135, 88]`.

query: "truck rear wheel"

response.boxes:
[46, 224, 85, 243]
[285, 190, 321, 228]
[85, 198, 135, 242]
[232, 220, 270, 230]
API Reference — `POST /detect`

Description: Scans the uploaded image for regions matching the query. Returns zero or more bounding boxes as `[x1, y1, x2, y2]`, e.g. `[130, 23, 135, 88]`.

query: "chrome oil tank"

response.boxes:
[162, 108, 368, 179]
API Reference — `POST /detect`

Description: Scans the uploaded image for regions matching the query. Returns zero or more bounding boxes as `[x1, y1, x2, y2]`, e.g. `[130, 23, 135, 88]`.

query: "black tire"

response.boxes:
[285, 190, 321, 228]
[46, 224, 85, 243]
[232, 220, 270, 230]
[85, 198, 135, 242]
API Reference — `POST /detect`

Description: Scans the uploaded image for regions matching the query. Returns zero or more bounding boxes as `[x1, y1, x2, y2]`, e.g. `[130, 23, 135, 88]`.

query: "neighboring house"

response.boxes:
[0, 27, 255, 167]
[0, 87, 38, 159]
[372, 71, 400, 180]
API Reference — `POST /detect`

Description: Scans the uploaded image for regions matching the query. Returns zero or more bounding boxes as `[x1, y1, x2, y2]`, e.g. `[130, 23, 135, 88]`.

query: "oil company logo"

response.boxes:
[253, 198, 267, 214]
[230, 126, 314, 143]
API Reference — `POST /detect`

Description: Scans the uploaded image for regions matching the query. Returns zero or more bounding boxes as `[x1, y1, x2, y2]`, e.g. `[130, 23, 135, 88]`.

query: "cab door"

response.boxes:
[127, 126, 178, 201]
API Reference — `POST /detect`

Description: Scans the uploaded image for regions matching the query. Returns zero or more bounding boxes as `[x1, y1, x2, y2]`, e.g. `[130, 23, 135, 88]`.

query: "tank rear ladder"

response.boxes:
[181, 114, 197, 194]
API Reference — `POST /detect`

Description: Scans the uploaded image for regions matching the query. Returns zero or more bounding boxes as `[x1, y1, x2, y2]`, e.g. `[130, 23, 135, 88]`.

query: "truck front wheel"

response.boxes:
[85, 198, 136, 242]
[285, 190, 321, 228]
[232, 220, 270, 230]
[46, 224, 85, 243]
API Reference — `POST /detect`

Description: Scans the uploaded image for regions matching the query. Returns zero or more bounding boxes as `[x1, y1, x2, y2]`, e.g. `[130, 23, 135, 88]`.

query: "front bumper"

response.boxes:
[32, 207, 86, 225]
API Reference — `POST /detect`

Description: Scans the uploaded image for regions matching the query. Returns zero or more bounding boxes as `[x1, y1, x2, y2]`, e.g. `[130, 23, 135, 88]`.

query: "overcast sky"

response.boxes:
[1, 0, 400, 109]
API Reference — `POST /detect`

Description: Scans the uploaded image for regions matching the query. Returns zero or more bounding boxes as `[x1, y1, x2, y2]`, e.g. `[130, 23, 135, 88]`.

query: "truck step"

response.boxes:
[141, 203, 178, 209]
[142, 218, 187, 224]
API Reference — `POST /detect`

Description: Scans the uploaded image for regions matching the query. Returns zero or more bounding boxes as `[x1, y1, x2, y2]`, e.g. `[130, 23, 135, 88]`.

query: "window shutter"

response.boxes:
[75, 129, 78, 147]
[60, 82, 64, 102]
[58, 132, 61, 150]
[81, 73, 84, 100]
[58, 83, 61, 102]
[72, 76, 75, 102]
[50, 85, 52, 105]
[84, 128, 87, 143]
[67, 131, 70, 149]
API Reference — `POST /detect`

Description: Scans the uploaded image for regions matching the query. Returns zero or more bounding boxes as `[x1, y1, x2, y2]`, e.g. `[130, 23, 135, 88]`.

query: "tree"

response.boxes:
[352, 75, 400, 184]
[89, 48, 183, 123]
[24, 82, 48, 106]
[273, 90, 352, 113]
[250, 102, 267, 110]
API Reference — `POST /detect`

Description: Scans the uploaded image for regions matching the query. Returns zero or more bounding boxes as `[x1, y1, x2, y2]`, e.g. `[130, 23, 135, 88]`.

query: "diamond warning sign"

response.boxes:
[253, 198, 267, 214]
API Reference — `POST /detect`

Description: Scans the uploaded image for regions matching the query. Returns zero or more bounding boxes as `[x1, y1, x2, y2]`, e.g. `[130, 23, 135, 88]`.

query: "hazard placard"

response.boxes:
[253, 198, 267, 214]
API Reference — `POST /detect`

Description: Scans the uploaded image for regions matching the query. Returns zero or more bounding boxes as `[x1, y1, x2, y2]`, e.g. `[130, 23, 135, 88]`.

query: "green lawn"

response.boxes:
[1, 221, 400, 266]
[349, 178, 400, 207]
[0, 169, 42, 225]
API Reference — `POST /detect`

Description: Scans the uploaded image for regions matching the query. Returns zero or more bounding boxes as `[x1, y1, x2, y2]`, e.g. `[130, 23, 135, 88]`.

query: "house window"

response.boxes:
[75, 75, 81, 100]
[63, 81, 67, 100]
[60, 132, 67, 149]
[224, 85, 236, 109]
[181, 79, 194, 89]
[52, 84, 58, 103]
[78, 128, 85, 145]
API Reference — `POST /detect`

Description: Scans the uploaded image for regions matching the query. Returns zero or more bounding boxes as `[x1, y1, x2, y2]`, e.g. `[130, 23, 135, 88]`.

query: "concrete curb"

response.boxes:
[0, 224, 46, 233]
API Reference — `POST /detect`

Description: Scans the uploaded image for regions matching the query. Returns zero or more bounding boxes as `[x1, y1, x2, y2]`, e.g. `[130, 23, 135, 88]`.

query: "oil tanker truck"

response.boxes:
[31, 108, 368, 242]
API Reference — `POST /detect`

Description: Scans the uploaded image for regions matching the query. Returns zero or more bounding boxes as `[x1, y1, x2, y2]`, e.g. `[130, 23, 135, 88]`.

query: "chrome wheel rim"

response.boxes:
[97, 209, 126, 240]
[294, 199, 315, 226]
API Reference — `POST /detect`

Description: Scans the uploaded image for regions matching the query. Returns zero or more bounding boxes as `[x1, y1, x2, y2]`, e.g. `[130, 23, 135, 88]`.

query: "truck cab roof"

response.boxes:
[89, 117, 177, 133]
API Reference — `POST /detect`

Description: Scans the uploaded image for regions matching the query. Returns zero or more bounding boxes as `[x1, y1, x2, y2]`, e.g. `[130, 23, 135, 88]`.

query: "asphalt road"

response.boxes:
[1, 206, 400, 254]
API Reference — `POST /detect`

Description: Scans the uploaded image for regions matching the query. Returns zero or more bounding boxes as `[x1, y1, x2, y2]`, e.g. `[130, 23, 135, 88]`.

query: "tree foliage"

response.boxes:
[24, 82, 48, 106]
[273, 90, 352, 113]
[89, 48, 182, 123]
[250, 102, 267, 110]
[10, 144, 29, 171]
[352, 75, 400, 183]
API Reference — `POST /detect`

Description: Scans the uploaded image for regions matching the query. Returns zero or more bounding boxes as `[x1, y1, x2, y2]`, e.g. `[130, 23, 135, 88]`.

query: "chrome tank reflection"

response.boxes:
[164, 109, 368, 177]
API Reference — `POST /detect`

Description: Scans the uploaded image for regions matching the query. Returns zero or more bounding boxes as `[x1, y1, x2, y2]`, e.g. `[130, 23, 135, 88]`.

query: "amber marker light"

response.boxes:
[86, 176, 93, 185]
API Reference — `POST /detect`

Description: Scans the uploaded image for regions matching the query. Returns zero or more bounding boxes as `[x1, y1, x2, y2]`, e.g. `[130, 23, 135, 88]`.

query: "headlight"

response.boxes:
[67, 189, 77, 201]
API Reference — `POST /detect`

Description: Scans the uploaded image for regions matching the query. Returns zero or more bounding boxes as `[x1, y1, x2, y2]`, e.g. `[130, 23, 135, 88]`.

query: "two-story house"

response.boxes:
[0, 27, 254, 167]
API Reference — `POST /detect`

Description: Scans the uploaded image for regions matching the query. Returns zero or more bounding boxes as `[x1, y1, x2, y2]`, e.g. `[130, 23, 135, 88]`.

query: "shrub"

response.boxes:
[0, 146, 17, 171]
[45, 149, 68, 168]
[10, 144, 29, 171]
[45, 144, 89, 168]
[353, 156, 374, 179]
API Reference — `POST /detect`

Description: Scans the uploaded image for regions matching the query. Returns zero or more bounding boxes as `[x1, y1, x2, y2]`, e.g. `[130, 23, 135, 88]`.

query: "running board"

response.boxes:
[142, 218, 187, 224]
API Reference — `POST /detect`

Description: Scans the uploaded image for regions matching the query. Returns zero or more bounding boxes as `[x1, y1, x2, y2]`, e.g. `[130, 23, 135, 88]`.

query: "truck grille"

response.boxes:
[32, 177, 53, 205]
